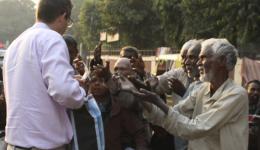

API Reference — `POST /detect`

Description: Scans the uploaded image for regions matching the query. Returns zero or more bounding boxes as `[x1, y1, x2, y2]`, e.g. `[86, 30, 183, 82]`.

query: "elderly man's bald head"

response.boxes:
[114, 58, 133, 76]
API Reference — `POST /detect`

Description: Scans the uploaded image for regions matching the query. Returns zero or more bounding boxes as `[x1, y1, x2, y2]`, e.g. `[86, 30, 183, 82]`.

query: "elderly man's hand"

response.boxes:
[132, 88, 169, 114]
[168, 77, 186, 97]
[132, 88, 161, 105]
[107, 73, 137, 95]
[127, 75, 150, 90]
[145, 76, 158, 91]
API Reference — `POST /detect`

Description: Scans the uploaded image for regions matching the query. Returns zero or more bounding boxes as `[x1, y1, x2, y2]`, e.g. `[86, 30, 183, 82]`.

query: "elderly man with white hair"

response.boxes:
[155, 40, 199, 95]
[134, 38, 248, 150]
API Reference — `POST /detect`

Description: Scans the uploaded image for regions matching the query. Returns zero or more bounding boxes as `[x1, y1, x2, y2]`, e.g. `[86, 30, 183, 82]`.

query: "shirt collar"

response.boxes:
[204, 83, 211, 96]
[204, 78, 233, 101]
[32, 22, 50, 30]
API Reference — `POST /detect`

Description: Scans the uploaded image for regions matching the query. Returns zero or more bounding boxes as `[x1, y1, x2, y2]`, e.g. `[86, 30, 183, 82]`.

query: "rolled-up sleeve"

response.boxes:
[41, 38, 86, 109]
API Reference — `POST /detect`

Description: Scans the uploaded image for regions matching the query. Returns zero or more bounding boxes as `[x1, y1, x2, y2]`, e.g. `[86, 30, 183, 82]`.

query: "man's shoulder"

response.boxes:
[225, 80, 247, 95]
[218, 80, 248, 105]
[168, 67, 184, 74]
[32, 27, 62, 41]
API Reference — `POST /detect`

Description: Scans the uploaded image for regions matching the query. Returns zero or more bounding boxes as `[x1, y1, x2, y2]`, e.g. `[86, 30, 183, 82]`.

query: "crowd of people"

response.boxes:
[0, 0, 260, 150]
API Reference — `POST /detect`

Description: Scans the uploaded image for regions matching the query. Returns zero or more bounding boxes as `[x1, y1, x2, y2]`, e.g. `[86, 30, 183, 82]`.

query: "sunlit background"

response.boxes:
[0, 0, 259, 57]
[31, 0, 38, 4]
[0, 0, 259, 84]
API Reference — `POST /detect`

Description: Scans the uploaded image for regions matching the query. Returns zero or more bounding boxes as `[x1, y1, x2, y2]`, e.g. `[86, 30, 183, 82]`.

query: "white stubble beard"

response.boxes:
[200, 70, 214, 82]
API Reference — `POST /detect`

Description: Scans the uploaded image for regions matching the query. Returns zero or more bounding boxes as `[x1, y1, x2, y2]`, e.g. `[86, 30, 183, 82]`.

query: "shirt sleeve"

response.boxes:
[41, 38, 86, 109]
[145, 87, 248, 140]
[156, 69, 177, 94]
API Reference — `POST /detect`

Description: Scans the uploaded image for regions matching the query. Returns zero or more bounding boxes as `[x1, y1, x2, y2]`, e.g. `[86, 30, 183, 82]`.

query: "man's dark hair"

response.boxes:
[245, 80, 260, 89]
[63, 35, 77, 48]
[120, 46, 138, 59]
[36, 0, 72, 23]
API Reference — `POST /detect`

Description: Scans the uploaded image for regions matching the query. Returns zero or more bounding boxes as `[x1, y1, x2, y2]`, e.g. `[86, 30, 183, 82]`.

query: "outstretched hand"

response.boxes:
[131, 88, 160, 105]
[168, 77, 186, 97]
[92, 61, 111, 81]
[145, 76, 158, 91]
[127, 75, 150, 90]
[132, 88, 169, 114]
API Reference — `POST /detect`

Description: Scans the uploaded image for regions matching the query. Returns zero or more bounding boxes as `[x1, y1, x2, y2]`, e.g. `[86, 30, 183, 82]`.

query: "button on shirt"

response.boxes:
[145, 79, 248, 150]
[3, 22, 86, 149]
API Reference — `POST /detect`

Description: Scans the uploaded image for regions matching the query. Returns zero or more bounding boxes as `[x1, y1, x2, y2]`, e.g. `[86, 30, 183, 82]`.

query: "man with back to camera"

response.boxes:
[133, 38, 248, 150]
[3, 0, 87, 149]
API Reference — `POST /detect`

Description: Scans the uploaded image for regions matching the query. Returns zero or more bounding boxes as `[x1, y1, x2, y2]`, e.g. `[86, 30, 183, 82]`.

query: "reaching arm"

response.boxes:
[41, 38, 86, 109]
[146, 87, 248, 140]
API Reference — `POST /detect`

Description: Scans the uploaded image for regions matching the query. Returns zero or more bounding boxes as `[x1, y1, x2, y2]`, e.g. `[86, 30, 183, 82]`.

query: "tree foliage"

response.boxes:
[66, 0, 85, 41]
[155, 0, 260, 51]
[0, 0, 34, 43]
[78, 0, 102, 50]
[78, 0, 260, 52]
[153, 0, 184, 48]
[100, 0, 164, 49]
[79, 0, 164, 50]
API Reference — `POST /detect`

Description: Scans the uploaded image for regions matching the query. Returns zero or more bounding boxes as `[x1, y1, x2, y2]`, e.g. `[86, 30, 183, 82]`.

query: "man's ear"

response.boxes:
[217, 55, 227, 67]
[57, 13, 67, 23]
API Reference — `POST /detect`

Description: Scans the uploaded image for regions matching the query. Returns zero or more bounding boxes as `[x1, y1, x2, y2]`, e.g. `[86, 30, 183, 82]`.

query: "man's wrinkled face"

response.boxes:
[114, 59, 133, 77]
[247, 82, 260, 104]
[180, 49, 188, 71]
[185, 49, 200, 79]
[197, 48, 216, 82]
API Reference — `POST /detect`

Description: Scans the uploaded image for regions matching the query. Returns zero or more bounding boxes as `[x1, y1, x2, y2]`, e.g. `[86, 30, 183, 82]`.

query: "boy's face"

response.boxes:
[88, 75, 109, 98]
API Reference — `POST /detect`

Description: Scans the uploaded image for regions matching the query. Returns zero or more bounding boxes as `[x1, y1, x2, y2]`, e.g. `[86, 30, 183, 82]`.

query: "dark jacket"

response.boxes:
[73, 97, 150, 150]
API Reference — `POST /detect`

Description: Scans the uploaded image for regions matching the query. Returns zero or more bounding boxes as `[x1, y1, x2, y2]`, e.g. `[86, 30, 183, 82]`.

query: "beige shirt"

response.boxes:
[145, 79, 248, 150]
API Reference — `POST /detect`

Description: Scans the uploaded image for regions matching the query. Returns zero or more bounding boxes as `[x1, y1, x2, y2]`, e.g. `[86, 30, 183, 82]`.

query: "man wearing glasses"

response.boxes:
[3, 0, 86, 150]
